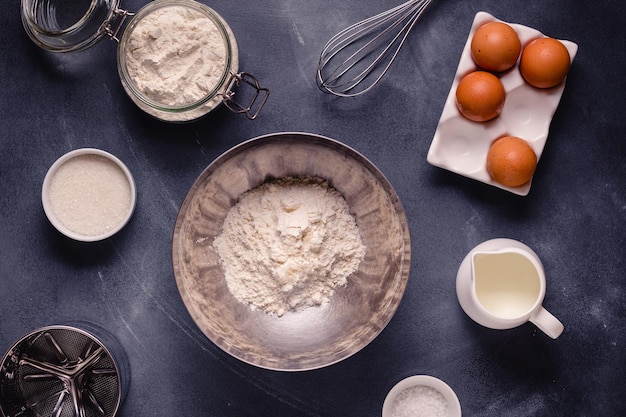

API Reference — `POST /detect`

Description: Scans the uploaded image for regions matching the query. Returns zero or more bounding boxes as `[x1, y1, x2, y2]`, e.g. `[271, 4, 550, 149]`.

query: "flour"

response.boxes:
[125, 5, 227, 106]
[213, 177, 366, 316]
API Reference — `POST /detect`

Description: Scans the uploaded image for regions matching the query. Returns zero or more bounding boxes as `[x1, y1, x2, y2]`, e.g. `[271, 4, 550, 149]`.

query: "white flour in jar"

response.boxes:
[48, 154, 132, 237]
[125, 5, 227, 106]
[213, 177, 366, 317]
[391, 385, 448, 417]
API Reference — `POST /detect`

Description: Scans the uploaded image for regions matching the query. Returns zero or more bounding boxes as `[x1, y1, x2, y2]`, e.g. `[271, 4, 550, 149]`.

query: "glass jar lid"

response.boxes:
[21, 0, 123, 53]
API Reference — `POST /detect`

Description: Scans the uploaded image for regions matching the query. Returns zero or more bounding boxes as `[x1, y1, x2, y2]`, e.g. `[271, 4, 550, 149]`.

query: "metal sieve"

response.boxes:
[0, 324, 129, 417]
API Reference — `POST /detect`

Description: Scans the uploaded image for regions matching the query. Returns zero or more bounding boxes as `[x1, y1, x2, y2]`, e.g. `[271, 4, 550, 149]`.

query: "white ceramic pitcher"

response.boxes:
[456, 238, 564, 339]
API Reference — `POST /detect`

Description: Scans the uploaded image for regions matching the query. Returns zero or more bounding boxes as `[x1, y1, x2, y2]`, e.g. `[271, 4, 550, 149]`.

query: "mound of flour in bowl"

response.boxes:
[213, 176, 366, 316]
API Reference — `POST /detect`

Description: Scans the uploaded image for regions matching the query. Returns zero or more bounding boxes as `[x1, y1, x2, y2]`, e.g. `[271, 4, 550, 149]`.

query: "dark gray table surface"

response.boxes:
[1, 0, 625, 416]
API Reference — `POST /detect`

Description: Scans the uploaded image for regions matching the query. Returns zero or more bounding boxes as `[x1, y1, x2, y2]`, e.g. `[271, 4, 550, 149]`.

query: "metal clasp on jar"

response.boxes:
[104, 9, 134, 42]
[221, 72, 270, 120]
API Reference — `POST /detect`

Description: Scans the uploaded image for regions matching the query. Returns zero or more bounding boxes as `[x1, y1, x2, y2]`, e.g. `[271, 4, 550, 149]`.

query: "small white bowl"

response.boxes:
[42, 148, 136, 242]
[382, 375, 462, 417]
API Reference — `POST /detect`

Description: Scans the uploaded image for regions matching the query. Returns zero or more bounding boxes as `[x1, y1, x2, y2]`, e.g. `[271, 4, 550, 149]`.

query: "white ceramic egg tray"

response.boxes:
[427, 11, 578, 196]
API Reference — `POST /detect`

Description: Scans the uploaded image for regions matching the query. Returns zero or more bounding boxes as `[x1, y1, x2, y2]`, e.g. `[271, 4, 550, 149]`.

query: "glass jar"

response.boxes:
[21, 0, 122, 52]
[20, 0, 269, 122]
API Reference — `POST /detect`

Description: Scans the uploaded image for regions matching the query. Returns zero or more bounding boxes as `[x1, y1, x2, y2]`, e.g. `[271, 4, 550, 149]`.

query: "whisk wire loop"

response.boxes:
[317, 0, 433, 97]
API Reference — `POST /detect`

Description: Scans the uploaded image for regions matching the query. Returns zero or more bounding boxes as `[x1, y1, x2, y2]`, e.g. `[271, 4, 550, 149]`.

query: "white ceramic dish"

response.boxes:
[427, 11, 578, 196]
[42, 148, 136, 242]
[382, 375, 462, 417]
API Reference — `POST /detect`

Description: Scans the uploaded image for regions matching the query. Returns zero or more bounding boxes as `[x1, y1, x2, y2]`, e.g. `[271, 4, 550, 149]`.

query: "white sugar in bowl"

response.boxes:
[382, 375, 462, 417]
[42, 148, 136, 242]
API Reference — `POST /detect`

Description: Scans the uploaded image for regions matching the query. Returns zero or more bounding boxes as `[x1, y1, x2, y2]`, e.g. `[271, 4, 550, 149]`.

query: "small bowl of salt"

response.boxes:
[42, 148, 136, 242]
[382, 375, 462, 417]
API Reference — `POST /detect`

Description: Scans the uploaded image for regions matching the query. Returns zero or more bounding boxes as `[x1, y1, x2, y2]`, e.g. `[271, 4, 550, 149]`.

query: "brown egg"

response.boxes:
[520, 37, 571, 88]
[455, 71, 506, 122]
[471, 21, 522, 72]
[486, 136, 537, 187]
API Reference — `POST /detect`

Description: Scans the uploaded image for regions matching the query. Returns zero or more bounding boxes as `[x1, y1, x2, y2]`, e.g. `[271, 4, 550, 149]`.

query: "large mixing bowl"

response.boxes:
[172, 132, 411, 371]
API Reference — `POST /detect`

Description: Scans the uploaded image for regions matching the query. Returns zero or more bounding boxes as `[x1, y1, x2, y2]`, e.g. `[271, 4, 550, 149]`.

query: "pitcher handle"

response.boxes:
[529, 306, 564, 339]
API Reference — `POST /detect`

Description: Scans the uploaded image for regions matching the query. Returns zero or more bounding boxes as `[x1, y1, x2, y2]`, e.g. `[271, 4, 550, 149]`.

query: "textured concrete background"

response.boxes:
[1, 0, 624, 416]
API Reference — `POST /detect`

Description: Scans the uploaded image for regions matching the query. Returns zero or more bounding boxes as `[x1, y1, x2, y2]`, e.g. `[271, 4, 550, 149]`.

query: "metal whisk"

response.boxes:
[316, 0, 434, 97]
